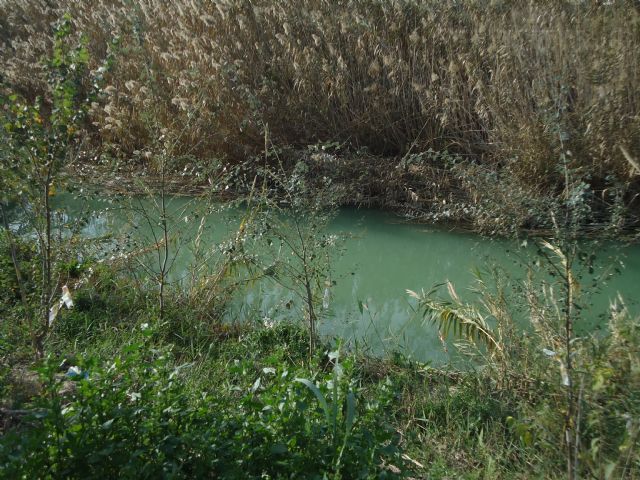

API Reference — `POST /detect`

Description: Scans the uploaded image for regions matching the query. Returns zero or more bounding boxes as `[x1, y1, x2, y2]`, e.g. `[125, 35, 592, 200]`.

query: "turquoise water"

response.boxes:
[54, 193, 640, 364]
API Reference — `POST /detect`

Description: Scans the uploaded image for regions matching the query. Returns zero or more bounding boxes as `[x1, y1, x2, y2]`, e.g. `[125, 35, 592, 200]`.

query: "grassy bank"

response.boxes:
[1, 235, 639, 478]
[1, 0, 640, 232]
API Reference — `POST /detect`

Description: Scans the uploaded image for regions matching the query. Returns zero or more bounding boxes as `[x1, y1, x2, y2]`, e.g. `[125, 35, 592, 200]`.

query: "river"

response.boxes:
[53, 192, 640, 364]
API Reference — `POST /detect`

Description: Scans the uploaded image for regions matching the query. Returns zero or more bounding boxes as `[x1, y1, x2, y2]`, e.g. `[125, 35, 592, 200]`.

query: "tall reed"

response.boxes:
[1, 0, 638, 190]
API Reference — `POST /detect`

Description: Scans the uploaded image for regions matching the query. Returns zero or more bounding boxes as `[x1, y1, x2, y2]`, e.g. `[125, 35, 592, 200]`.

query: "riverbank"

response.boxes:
[2, 198, 639, 478]
[1, 261, 638, 479]
[69, 150, 640, 239]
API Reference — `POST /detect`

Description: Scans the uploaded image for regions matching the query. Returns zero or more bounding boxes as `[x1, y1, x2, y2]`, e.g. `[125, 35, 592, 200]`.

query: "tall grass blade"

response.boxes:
[295, 378, 331, 426]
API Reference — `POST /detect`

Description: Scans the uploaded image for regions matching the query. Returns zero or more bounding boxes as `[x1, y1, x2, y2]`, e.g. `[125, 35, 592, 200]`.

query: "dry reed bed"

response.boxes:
[1, 0, 639, 199]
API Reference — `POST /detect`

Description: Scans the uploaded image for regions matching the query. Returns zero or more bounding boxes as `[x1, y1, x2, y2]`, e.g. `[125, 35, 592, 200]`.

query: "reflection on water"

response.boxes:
[52, 193, 640, 364]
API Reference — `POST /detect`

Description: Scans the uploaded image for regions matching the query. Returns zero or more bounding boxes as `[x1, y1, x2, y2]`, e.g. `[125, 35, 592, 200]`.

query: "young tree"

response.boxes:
[0, 15, 91, 357]
[249, 150, 341, 358]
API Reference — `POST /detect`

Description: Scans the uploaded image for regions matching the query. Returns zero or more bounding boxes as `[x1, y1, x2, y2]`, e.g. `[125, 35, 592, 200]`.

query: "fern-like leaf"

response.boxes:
[409, 285, 502, 353]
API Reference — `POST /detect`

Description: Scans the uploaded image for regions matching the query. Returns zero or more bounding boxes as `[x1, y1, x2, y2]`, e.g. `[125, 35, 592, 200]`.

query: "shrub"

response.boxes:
[0, 335, 405, 479]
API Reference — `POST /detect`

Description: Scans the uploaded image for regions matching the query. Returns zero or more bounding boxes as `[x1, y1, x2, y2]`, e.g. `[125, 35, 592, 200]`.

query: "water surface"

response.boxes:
[54, 193, 640, 364]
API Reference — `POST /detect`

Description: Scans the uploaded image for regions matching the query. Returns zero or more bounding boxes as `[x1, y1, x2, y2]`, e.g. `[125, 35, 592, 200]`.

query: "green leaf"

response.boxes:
[270, 443, 288, 455]
[604, 462, 617, 480]
[294, 378, 331, 426]
[102, 418, 115, 430]
[412, 286, 501, 353]
[251, 377, 261, 393]
[345, 391, 356, 435]
[77, 47, 90, 64]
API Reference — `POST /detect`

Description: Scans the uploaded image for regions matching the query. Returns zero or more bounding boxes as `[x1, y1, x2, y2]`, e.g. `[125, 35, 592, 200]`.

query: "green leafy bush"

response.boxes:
[0, 334, 405, 479]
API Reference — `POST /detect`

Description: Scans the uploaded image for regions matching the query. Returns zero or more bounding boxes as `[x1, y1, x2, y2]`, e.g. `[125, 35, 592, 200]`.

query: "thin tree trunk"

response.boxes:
[159, 159, 169, 322]
[36, 171, 53, 358]
[304, 274, 317, 357]
[0, 204, 28, 307]
[564, 253, 576, 480]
